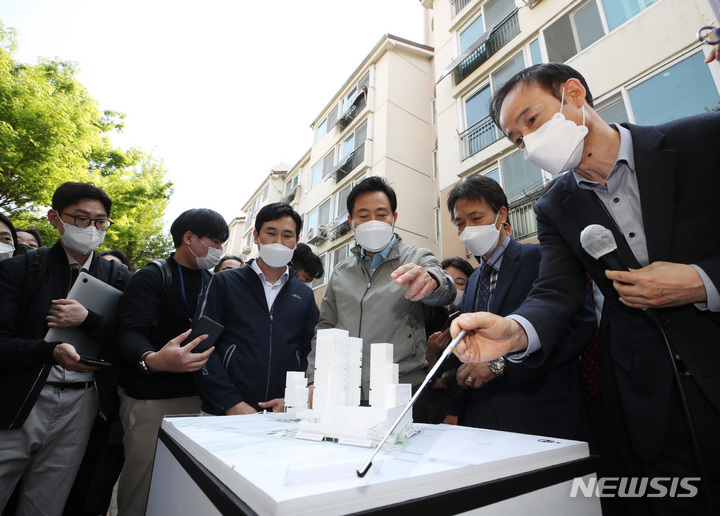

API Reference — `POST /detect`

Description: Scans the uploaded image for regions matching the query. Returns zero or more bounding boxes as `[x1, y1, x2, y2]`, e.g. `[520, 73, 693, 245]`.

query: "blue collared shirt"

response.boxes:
[359, 235, 397, 277]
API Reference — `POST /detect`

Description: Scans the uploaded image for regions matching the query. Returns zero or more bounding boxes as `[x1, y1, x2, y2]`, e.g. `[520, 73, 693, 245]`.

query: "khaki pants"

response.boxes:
[116, 390, 201, 516]
[0, 384, 97, 516]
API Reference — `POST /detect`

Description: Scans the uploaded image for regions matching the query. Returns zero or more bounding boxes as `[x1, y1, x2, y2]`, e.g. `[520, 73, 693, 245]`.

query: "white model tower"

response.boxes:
[312, 329, 362, 412]
[284, 371, 308, 413]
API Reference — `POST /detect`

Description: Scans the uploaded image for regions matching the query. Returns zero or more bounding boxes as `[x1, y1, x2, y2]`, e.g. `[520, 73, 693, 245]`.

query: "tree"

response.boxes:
[0, 21, 174, 266]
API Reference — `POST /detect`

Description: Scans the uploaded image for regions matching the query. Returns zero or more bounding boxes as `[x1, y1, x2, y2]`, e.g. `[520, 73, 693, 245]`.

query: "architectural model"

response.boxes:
[284, 329, 413, 446]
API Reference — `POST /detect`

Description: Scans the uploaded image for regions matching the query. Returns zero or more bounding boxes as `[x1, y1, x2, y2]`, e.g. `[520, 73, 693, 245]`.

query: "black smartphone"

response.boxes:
[78, 356, 112, 368]
[181, 316, 224, 353]
[441, 311, 461, 332]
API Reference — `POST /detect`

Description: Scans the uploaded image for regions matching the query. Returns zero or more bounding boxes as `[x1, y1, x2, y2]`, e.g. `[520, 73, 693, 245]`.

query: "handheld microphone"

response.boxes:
[580, 224, 628, 272]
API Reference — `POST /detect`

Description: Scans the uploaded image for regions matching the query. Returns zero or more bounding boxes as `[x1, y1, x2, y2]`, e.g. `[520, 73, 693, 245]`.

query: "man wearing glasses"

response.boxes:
[0, 181, 130, 516]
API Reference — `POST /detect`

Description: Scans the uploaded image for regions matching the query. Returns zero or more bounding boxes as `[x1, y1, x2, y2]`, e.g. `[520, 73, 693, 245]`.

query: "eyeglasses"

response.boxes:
[59, 212, 114, 231]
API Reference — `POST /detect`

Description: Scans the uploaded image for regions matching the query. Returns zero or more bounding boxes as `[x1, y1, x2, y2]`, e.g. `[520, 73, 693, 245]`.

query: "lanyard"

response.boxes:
[176, 261, 205, 323]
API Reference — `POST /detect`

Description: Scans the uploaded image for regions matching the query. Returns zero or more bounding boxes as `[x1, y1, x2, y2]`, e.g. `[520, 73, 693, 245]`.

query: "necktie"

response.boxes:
[473, 263, 492, 312]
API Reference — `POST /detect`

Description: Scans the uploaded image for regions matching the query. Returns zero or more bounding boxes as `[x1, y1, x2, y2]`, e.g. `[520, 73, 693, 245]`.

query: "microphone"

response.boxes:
[580, 224, 628, 272]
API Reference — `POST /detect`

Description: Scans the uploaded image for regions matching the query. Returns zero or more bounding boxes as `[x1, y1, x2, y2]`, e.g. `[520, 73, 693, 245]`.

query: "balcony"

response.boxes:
[507, 178, 555, 240]
[338, 87, 368, 130]
[459, 114, 501, 160]
[454, 9, 520, 84]
[452, 0, 472, 17]
[326, 142, 365, 183]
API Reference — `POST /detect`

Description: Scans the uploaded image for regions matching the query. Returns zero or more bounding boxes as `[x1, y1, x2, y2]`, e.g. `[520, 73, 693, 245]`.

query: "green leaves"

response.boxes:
[0, 21, 174, 267]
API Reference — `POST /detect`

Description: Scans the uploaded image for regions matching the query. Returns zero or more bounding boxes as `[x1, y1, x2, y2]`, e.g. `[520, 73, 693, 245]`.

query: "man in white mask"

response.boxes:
[115, 208, 226, 516]
[0, 182, 131, 516]
[451, 63, 720, 513]
[438, 175, 594, 444]
[193, 202, 317, 417]
[306, 176, 456, 410]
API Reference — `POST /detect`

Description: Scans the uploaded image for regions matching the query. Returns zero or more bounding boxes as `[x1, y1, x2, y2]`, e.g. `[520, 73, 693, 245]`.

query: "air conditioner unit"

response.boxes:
[307, 226, 327, 245]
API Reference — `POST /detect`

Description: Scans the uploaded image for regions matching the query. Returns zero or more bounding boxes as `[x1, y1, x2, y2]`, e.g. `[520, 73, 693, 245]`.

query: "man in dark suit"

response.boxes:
[443, 175, 595, 441]
[452, 63, 720, 513]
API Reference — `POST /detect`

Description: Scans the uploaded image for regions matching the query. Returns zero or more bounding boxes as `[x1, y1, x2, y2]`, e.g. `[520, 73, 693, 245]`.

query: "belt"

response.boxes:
[44, 381, 93, 390]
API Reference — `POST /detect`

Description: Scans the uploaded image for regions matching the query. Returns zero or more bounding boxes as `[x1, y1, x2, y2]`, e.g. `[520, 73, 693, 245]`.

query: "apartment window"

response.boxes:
[315, 118, 327, 145]
[333, 183, 353, 219]
[484, 0, 515, 28]
[322, 150, 335, 179]
[492, 52, 525, 91]
[327, 105, 339, 130]
[286, 174, 299, 195]
[306, 200, 332, 238]
[460, 14, 485, 52]
[332, 244, 351, 274]
[596, 93, 630, 124]
[311, 254, 328, 288]
[466, 85, 492, 128]
[529, 38, 543, 65]
[628, 52, 720, 126]
[343, 87, 357, 114]
[603, 0, 659, 32]
[342, 134, 354, 159]
[311, 162, 322, 189]
[544, 1, 604, 63]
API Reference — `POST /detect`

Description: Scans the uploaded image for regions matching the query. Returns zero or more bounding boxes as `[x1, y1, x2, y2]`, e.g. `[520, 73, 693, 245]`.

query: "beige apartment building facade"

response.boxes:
[230, 0, 720, 292]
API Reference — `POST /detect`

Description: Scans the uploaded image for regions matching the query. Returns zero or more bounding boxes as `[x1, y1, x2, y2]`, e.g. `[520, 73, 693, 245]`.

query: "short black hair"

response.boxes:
[17, 228, 43, 248]
[0, 213, 18, 250]
[254, 202, 303, 236]
[346, 176, 397, 216]
[214, 255, 245, 273]
[489, 63, 594, 133]
[99, 249, 130, 266]
[290, 243, 324, 279]
[170, 208, 229, 248]
[441, 257, 475, 279]
[447, 175, 508, 219]
[52, 182, 112, 216]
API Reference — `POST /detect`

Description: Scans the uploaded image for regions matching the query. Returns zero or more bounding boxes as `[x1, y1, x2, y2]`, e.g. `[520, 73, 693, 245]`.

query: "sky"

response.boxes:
[1, 0, 426, 227]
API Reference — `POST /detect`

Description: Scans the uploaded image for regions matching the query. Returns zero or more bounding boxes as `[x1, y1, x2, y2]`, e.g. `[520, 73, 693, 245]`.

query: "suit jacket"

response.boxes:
[457, 238, 596, 442]
[514, 112, 720, 461]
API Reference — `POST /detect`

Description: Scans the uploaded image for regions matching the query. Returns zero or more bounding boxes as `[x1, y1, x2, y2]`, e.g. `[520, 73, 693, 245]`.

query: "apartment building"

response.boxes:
[231, 0, 720, 293]
[430, 0, 720, 258]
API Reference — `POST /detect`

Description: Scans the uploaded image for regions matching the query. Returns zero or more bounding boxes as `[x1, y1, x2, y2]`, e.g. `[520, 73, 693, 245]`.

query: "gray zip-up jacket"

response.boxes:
[307, 236, 455, 398]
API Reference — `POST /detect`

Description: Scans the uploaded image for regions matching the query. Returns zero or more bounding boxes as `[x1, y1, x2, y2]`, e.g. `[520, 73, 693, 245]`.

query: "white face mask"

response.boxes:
[448, 289, 464, 312]
[60, 222, 105, 255]
[258, 242, 295, 268]
[0, 242, 14, 261]
[459, 212, 500, 257]
[190, 235, 223, 269]
[521, 88, 588, 174]
[353, 220, 394, 252]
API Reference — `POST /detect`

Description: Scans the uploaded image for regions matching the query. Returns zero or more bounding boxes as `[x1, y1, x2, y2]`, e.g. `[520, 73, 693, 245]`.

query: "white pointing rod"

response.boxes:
[356, 329, 468, 478]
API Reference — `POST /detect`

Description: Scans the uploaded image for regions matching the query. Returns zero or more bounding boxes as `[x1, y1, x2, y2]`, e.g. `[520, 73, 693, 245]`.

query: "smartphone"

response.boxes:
[78, 356, 112, 368]
[181, 316, 224, 353]
[441, 311, 461, 332]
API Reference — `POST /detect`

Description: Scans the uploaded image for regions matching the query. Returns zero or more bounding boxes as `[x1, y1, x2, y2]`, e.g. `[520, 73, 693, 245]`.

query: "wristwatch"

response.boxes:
[488, 357, 506, 376]
[138, 351, 152, 375]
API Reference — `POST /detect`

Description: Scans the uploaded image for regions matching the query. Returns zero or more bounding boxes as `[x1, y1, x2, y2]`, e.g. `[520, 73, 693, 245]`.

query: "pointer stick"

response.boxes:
[356, 329, 468, 478]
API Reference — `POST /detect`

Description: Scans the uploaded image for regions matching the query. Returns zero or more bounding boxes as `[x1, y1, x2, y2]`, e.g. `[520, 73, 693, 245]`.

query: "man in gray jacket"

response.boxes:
[307, 176, 455, 403]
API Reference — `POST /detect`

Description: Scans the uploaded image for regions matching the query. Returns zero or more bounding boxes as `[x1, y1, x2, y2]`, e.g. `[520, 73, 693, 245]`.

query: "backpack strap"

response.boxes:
[149, 259, 173, 303]
[108, 259, 129, 290]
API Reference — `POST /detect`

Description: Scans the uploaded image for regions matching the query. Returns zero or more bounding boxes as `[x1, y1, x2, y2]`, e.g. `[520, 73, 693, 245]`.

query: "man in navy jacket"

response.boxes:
[194, 203, 317, 414]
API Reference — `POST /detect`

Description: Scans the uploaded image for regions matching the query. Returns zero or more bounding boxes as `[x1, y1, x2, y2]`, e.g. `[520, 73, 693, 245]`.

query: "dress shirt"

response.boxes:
[359, 235, 398, 277]
[250, 259, 290, 311]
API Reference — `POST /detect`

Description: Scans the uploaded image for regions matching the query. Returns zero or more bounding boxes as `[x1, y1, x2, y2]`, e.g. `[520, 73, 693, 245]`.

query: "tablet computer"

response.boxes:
[45, 271, 123, 357]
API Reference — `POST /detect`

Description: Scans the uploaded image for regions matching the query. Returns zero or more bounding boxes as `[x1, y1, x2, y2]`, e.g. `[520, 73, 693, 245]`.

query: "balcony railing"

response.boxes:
[452, 0, 471, 17]
[327, 142, 365, 182]
[338, 88, 368, 130]
[459, 114, 501, 160]
[454, 9, 520, 84]
[508, 199, 538, 241]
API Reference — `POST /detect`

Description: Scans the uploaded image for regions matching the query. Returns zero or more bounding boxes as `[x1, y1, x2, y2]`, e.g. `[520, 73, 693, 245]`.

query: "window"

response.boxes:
[529, 38, 543, 65]
[484, 0, 514, 29]
[342, 134, 354, 159]
[628, 52, 720, 126]
[315, 118, 327, 145]
[603, 0, 659, 32]
[322, 151, 335, 179]
[460, 15, 485, 53]
[491, 52, 525, 92]
[311, 254, 328, 288]
[333, 183, 353, 219]
[311, 162, 322, 189]
[327, 105, 339, 130]
[596, 93, 629, 124]
[544, 1, 604, 63]
[286, 174, 299, 195]
[466, 85, 492, 128]
[500, 152, 544, 200]
[343, 87, 357, 114]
